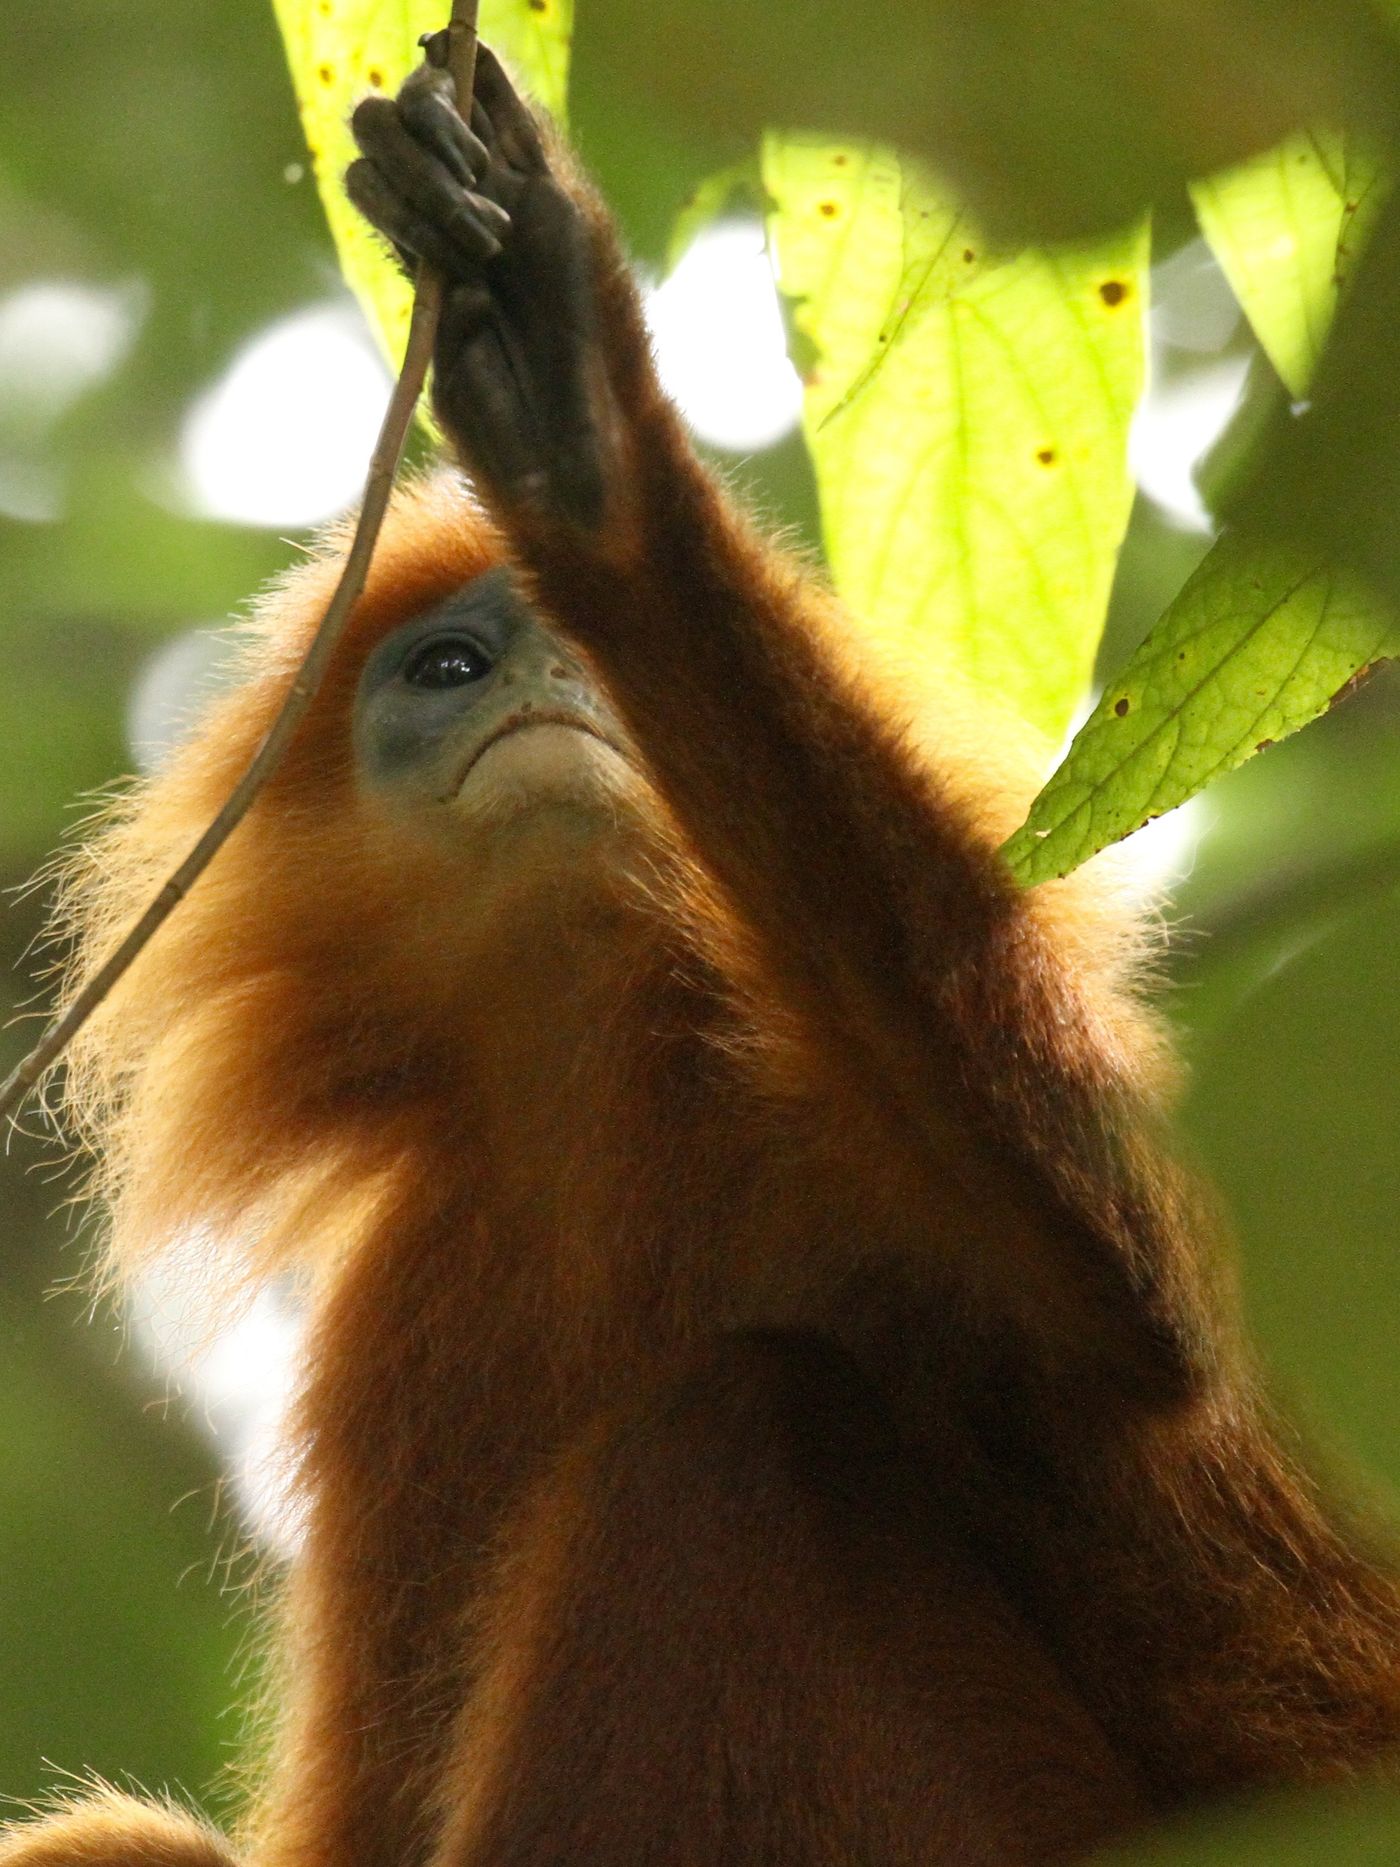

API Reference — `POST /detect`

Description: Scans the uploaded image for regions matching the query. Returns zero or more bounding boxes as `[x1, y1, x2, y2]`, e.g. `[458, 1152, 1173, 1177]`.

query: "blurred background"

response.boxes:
[1, 0, 1399, 1829]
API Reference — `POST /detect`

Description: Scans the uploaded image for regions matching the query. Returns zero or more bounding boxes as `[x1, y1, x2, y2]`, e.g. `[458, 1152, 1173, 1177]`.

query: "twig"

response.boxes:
[0, 2, 481, 1128]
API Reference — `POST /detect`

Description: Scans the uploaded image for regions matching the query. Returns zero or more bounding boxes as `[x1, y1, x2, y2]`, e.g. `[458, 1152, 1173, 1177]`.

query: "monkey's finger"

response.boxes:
[471, 47, 548, 175]
[347, 159, 498, 276]
[351, 98, 509, 264]
[353, 97, 509, 251]
[399, 64, 491, 188]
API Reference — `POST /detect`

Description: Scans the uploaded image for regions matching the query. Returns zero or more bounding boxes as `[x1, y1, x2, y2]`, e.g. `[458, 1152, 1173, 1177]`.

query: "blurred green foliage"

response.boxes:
[1097, 1781, 1400, 1863]
[0, 0, 1399, 1860]
[576, 0, 1400, 240]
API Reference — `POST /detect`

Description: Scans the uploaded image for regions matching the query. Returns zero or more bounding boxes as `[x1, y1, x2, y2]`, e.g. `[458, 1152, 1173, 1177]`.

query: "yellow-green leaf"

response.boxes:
[1004, 533, 1400, 884]
[270, 0, 572, 371]
[1225, 181, 1400, 617]
[762, 137, 1145, 744]
[1192, 131, 1385, 396]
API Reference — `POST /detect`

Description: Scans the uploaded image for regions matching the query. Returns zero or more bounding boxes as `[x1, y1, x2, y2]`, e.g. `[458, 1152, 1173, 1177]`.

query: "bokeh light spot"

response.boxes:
[0, 278, 143, 426]
[1130, 239, 1248, 532]
[645, 220, 803, 454]
[1130, 355, 1249, 532]
[179, 302, 391, 528]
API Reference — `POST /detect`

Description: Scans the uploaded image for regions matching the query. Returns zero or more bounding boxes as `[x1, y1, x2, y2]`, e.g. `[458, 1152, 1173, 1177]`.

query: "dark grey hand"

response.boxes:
[347, 44, 608, 529]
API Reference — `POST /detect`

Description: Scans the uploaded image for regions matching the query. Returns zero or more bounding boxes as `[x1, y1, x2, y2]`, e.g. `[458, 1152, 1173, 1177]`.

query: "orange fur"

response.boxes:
[10, 85, 1400, 1867]
[0, 1793, 235, 1867]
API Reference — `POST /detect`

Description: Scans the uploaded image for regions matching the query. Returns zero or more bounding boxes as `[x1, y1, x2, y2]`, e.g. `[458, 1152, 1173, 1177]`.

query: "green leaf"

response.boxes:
[763, 137, 1145, 743]
[1192, 131, 1385, 396]
[473, 0, 571, 123]
[269, 0, 572, 370]
[1004, 533, 1400, 884]
[1228, 181, 1400, 617]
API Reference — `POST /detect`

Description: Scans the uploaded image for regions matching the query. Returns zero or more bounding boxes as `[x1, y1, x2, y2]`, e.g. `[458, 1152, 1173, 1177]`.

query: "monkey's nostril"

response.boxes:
[548, 664, 569, 681]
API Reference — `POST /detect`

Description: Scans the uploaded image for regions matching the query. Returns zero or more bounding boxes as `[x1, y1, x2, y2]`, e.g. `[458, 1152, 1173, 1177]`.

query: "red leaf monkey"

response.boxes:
[6, 39, 1400, 1867]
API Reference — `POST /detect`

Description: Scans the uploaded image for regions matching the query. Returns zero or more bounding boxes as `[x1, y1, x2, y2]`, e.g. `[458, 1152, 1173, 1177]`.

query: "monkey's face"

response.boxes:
[353, 567, 638, 850]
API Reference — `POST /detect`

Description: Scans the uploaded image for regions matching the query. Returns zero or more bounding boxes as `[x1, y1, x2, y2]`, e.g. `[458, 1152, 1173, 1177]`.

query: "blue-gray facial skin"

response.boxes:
[354, 569, 635, 833]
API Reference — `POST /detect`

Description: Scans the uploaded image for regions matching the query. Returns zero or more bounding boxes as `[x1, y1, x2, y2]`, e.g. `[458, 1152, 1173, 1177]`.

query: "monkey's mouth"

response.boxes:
[446, 710, 626, 797]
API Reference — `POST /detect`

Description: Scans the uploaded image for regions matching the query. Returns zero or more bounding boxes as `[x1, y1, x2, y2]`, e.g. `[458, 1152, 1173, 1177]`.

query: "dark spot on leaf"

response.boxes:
[833, 154, 849, 167]
[529, 0, 548, 11]
[1036, 446, 1057, 465]
[963, 248, 975, 262]
[367, 67, 384, 86]
[1113, 696, 1130, 717]
[1255, 739, 1275, 753]
[819, 201, 839, 218]
[318, 63, 334, 83]
[1098, 280, 1129, 307]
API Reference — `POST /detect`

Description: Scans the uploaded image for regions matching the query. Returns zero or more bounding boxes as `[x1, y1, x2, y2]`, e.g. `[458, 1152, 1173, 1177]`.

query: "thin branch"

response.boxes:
[0, 3, 481, 1128]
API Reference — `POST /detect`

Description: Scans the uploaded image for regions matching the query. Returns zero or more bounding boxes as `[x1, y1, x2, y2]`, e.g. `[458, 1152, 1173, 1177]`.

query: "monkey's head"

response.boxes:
[353, 563, 635, 853]
[53, 475, 656, 1305]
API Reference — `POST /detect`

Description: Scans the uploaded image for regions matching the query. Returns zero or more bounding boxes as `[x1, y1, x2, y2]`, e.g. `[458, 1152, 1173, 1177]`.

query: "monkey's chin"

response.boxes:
[451, 723, 638, 833]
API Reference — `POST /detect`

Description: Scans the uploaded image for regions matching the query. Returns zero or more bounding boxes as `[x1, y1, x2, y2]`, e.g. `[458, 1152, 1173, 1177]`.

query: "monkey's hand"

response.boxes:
[348, 42, 617, 531]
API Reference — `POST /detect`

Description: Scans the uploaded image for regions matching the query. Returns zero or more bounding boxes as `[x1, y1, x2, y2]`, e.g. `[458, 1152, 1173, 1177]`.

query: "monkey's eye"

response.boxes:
[401, 635, 494, 690]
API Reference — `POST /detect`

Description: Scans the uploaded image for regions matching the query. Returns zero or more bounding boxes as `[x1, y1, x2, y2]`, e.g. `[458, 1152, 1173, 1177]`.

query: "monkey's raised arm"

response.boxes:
[349, 48, 1211, 1406]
